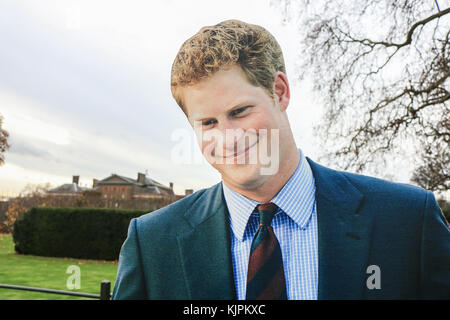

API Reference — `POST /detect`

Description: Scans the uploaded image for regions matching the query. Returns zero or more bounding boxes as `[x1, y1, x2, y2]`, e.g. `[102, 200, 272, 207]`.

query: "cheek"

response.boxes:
[197, 133, 214, 157]
[250, 115, 278, 142]
[202, 142, 217, 164]
[251, 112, 281, 149]
[195, 129, 223, 162]
[249, 107, 277, 127]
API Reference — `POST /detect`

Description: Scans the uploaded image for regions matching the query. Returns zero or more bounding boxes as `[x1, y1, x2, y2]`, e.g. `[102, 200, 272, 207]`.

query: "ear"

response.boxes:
[273, 71, 290, 111]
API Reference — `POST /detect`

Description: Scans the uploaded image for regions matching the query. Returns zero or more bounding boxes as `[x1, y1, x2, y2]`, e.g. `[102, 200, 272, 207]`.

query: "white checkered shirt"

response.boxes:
[222, 149, 318, 300]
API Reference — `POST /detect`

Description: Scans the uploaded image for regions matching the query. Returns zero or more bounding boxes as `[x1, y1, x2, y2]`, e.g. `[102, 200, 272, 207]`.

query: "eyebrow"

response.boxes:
[189, 100, 252, 122]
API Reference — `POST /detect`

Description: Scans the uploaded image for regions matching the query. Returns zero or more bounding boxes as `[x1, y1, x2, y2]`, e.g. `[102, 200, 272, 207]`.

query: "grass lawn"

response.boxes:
[0, 233, 118, 300]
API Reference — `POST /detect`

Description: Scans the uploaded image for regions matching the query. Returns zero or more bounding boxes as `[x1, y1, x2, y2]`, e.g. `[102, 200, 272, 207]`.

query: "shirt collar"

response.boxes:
[222, 149, 316, 241]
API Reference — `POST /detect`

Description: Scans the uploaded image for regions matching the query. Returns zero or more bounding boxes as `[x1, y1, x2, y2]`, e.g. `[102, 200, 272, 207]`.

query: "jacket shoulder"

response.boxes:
[307, 157, 429, 207]
[341, 170, 427, 200]
[308, 158, 430, 217]
[339, 170, 432, 220]
[133, 184, 216, 235]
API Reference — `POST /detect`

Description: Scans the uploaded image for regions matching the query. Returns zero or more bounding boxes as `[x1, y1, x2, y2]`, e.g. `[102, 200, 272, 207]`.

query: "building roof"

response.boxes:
[98, 174, 174, 196]
[47, 183, 89, 194]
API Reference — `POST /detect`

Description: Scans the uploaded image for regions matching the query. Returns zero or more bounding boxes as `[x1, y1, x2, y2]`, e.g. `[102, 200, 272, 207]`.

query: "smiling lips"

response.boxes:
[220, 140, 258, 159]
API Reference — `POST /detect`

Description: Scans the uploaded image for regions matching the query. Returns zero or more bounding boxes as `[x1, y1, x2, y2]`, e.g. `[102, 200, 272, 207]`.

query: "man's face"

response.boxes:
[181, 65, 290, 191]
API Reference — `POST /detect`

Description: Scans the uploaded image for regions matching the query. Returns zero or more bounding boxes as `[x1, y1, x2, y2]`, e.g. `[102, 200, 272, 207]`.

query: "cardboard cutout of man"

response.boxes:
[112, 20, 450, 300]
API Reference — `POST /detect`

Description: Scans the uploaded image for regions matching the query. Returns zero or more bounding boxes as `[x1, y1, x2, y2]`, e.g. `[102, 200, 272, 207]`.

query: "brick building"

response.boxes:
[96, 172, 174, 199]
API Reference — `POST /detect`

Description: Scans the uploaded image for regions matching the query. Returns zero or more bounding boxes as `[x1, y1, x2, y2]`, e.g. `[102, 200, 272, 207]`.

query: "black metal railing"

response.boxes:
[0, 280, 111, 300]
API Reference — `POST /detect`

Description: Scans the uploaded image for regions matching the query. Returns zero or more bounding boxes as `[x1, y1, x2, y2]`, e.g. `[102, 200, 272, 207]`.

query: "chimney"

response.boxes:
[72, 175, 80, 185]
[92, 179, 99, 188]
[169, 182, 173, 190]
[137, 172, 146, 184]
[185, 189, 193, 196]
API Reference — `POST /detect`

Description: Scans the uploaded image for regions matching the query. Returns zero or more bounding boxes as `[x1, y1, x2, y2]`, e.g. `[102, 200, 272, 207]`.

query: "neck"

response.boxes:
[223, 145, 301, 203]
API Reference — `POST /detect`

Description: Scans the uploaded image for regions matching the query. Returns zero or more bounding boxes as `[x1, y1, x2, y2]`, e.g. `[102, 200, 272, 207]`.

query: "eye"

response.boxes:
[202, 119, 217, 127]
[230, 106, 250, 117]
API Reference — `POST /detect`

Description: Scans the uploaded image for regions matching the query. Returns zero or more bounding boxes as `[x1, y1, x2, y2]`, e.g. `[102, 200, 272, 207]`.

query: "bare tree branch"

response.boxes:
[273, 0, 450, 191]
[351, 7, 450, 48]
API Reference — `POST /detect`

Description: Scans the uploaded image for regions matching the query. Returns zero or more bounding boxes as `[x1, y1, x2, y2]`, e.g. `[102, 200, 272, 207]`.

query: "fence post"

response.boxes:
[100, 280, 111, 300]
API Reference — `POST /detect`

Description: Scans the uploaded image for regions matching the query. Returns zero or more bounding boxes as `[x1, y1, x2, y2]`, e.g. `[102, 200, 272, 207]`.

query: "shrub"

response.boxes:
[443, 209, 449, 224]
[437, 199, 450, 223]
[12, 207, 147, 260]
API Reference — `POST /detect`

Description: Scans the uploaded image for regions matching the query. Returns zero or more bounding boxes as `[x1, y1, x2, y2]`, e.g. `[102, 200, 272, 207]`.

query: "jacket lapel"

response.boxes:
[307, 158, 373, 299]
[177, 182, 236, 299]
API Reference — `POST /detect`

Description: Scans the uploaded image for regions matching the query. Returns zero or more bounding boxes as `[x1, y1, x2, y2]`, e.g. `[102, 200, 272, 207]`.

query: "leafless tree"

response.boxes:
[0, 114, 9, 165]
[273, 0, 449, 191]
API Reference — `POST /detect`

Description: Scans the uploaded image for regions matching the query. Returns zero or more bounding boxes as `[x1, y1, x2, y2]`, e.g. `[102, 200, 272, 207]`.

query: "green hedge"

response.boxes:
[12, 207, 147, 261]
[11, 206, 449, 262]
[443, 209, 449, 222]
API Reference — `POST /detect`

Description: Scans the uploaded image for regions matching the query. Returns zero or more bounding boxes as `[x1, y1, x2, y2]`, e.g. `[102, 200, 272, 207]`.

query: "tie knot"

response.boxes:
[256, 202, 278, 226]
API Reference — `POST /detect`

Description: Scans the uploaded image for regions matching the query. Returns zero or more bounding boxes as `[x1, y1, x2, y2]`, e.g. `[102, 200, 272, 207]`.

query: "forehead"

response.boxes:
[181, 66, 265, 119]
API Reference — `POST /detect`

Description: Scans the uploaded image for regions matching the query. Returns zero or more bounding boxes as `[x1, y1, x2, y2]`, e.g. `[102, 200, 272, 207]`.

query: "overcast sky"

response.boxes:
[0, 0, 326, 196]
[1, 0, 418, 197]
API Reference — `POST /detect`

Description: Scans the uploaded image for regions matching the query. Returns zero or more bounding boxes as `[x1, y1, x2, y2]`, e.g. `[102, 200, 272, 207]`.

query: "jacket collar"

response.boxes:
[223, 150, 316, 241]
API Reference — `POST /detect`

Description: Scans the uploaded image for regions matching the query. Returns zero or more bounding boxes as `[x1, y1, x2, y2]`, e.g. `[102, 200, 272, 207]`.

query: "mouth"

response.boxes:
[221, 140, 258, 160]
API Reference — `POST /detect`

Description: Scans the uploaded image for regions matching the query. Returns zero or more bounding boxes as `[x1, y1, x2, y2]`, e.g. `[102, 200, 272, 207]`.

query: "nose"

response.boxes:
[220, 119, 245, 152]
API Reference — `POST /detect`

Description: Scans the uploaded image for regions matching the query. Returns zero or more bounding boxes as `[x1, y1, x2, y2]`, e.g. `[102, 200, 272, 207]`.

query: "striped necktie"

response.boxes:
[246, 202, 287, 300]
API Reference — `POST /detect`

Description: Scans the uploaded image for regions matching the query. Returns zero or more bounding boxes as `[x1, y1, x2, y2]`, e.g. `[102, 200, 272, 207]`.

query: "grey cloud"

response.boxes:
[8, 135, 53, 160]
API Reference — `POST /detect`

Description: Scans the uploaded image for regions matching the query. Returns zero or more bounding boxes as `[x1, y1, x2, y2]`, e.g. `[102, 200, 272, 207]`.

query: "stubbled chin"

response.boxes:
[219, 163, 269, 190]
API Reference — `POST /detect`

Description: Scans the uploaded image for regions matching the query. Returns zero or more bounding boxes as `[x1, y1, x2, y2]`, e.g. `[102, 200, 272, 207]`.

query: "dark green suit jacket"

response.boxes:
[112, 158, 450, 299]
